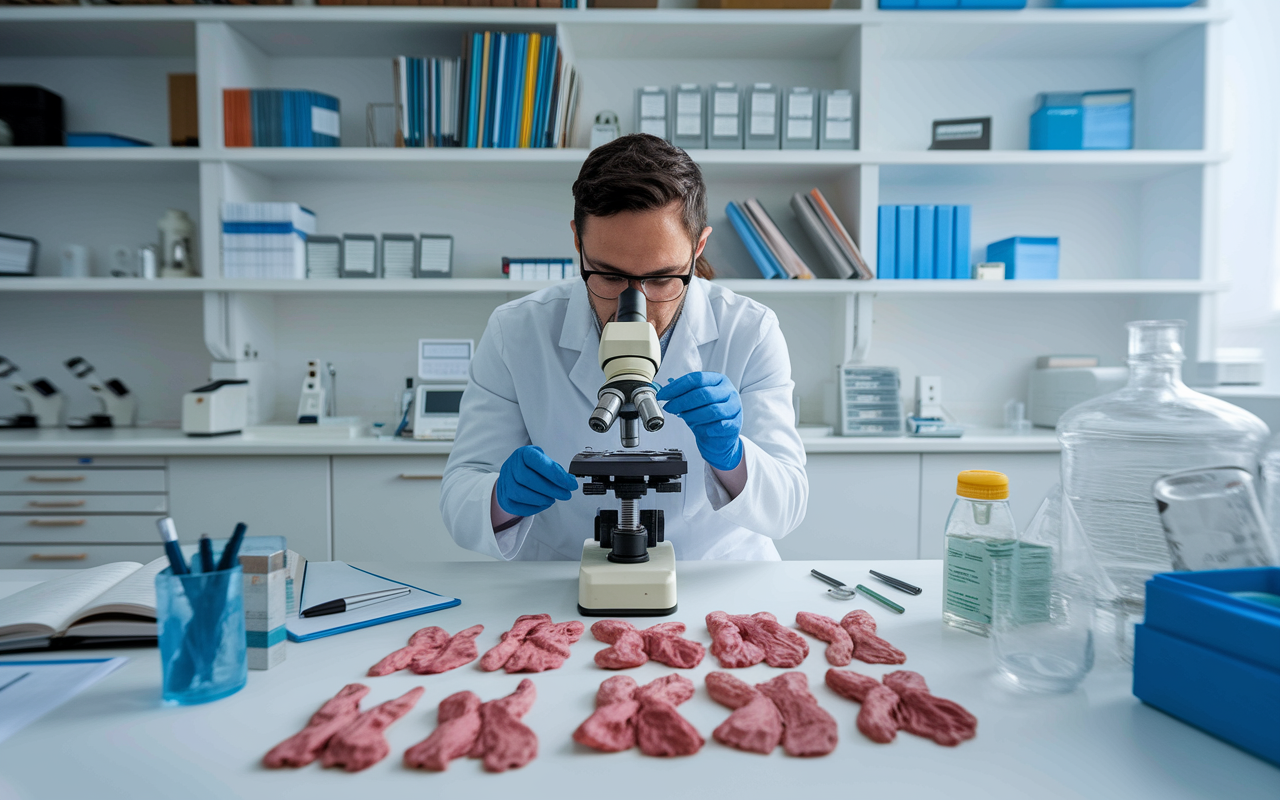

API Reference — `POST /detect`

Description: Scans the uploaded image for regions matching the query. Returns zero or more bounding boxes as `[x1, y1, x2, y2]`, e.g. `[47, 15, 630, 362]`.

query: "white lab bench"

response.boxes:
[0, 429, 1063, 566]
[0, 560, 1274, 800]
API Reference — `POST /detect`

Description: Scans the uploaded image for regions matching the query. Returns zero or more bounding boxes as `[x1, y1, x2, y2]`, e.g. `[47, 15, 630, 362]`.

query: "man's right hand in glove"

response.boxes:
[492, 445, 578, 521]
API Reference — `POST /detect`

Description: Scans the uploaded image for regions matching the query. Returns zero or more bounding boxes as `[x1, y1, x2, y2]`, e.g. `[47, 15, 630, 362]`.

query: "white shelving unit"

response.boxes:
[0, 2, 1227, 428]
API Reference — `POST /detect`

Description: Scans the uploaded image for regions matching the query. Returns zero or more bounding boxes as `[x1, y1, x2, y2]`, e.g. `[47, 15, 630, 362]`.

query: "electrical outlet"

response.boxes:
[915, 375, 943, 418]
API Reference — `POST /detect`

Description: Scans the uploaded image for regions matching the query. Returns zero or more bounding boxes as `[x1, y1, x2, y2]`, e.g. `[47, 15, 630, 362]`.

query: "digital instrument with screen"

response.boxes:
[412, 383, 466, 440]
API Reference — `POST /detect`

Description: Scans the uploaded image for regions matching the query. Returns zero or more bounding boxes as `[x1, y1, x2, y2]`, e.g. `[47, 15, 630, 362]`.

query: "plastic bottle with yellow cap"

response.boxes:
[942, 470, 1017, 636]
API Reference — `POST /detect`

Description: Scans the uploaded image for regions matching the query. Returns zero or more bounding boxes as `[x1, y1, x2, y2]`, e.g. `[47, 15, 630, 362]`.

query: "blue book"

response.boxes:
[490, 34, 507, 149]
[468, 33, 483, 147]
[895, 206, 915, 281]
[250, 90, 263, 147]
[877, 206, 896, 279]
[318, 93, 340, 147]
[953, 205, 971, 279]
[914, 205, 935, 280]
[726, 202, 783, 279]
[283, 90, 296, 148]
[934, 205, 954, 279]
[531, 38, 551, 149]
[286, 562, 460, 643]
[507, 34, 527, 148]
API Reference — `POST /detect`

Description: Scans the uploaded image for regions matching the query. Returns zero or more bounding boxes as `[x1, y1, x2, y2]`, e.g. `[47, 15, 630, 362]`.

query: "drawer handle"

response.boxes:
[27, 500, 87, 509]
[30, 553, 88, 561]
[28, 518, 87, 527]
[27, 474, 86, 483]
[398, 474, 444, 480]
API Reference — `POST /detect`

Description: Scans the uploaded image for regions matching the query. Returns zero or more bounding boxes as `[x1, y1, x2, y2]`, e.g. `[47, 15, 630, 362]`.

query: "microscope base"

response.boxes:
[578, 539, 677, 617]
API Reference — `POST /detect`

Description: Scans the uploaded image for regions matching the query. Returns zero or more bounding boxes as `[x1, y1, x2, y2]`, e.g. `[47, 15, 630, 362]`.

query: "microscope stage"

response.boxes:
[578, 539, 677, 617]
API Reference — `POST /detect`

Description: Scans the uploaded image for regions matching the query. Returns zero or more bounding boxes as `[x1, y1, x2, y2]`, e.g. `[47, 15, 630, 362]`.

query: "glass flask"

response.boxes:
[993, 487, 1097, 693]
[943, 470, 1018, 637]
[1058, 320, 1269, 661]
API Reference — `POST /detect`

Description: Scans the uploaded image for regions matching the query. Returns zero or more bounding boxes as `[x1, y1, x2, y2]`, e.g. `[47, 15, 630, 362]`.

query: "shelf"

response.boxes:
[0, 278, 1225, 296]
[0, 147, 1221, 183]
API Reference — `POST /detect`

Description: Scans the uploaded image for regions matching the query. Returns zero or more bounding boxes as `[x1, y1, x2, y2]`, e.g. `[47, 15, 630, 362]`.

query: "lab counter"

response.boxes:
[0, 560, 1274, 800]
[0, 426, 1060, 457]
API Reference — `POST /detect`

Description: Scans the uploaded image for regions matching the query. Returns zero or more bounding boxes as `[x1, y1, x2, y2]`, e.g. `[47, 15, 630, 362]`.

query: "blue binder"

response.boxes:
[934, 205, 954, 279]
[877, 206, 896, 279]
[953, 205, 971, 278]
[914, 205, 935, 280]
[895, 206, 915, 281]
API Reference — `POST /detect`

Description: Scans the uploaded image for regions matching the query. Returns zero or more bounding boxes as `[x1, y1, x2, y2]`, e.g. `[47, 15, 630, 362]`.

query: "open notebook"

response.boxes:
[0, 559, 169, 652]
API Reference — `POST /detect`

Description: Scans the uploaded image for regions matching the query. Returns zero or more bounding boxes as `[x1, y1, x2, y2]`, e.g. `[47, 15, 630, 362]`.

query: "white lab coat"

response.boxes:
[440, 276, 808, 561]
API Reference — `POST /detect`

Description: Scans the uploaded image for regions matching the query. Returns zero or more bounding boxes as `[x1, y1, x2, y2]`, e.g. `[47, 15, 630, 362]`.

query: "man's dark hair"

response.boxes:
[572, 133, 714, 278]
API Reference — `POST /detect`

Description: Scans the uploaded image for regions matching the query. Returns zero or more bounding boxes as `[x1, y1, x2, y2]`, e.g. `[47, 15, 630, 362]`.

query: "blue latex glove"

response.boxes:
[495, 446, 578, 518]
[657, 371, 744, 471]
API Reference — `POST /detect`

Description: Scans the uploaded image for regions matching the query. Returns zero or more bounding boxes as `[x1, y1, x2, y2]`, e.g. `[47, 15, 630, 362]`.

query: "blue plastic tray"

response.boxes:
[1144, 568, 1280, 672]
[1133, 624, 1280, 767]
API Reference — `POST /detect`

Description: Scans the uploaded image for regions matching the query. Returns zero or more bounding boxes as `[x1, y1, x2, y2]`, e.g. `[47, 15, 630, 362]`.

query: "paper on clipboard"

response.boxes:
[285, 562, 459, 643]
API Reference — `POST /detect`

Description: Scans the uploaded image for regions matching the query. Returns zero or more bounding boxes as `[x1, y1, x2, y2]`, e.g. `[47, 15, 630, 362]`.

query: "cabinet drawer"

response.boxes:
[0, 468, 166, 494]
[0, 515, 164, 544]
[0, 494, 168, 515]
[0, 544, 163, 569]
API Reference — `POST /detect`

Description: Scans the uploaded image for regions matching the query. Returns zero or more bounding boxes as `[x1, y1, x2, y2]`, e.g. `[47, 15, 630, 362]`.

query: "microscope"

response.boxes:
[571, 287, 686, 616]
[64, 357, 136, 428]
[0, 356, 64, 429]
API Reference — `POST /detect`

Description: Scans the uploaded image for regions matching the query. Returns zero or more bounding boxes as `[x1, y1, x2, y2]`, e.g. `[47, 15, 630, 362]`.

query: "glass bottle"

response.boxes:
[943, 470, 1017, 637]
[1058, 320, 1269, 661]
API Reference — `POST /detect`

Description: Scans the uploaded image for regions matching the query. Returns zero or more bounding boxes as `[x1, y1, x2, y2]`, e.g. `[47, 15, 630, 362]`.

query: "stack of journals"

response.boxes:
[393, 30, 579, 149]
[222, 202, 317, 280]
[726, 189, 871, 280]
[877, 204, 971, 280]
[222, 90, 341, 148]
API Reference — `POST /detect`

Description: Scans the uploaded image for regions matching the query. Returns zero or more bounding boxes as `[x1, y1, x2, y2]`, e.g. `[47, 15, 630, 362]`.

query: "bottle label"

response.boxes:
[944, 537, 1016, 625]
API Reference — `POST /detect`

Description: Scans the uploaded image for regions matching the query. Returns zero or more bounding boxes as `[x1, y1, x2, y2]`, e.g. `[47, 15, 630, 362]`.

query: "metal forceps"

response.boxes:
[810, 569, 858, 600]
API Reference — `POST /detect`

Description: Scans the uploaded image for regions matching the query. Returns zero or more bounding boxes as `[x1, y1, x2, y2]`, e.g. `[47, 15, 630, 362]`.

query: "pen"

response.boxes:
[868, 570, 923, 596]
[855, 584, 906, 615]
[155, 517, 189, 575]
[301, 588, 411, 618]
[216, 522, 248, 572]
[198, 535, 215, 573]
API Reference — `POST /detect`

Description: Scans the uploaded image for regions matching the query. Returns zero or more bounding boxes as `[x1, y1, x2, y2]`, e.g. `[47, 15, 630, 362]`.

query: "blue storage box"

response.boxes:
[1133, 625, 1280, 767]
[1030, 90, 1133, 150]
[986, 236, 1058, 279]
[1143, 568, 1280, 673]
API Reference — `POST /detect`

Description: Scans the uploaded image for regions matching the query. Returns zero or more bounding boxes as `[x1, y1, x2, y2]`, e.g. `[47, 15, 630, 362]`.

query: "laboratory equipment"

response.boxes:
[744, 83, 780, 150]
[1153, 467, 1280, 571]
[810, 568, 858, 599]
[818, 89, 856, 150]
[416, 235, 453, 278]
[992, 487, 1099, 693]
[63, 357, 136, 428]
[1193, 348, 1265, 387]
[930, 117, 991, 150]
[635, 86, 669, 140]
[381, 234, 417, 279]
[838, 366, 902, 436]
[340, 235, 379, 278]
[708, 83, 743, 149]
[412, 383, 466, 441]
[181, 379, 249, 436]
[572, 287, 685, 616]
[305, 235, 342, 279]
[1028, 365, 1128, 428]
[0, 233, 38, 276]
[0, 356, 63, 428]
[942, 470, 1017, 636]
[158, 209, 198, 278]
[297, 359, 327, 423]
[1003, 399, 1032, 434]
[58, 244, 89, 278]
[138, 244, 158, 279]
[986, 237, 1059, 280]
[1059, 320, 1270, 661]
[869, 570, 922, 595]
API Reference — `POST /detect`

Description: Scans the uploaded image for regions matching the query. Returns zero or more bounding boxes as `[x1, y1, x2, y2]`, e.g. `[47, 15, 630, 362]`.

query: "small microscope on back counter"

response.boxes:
[571, 286, 686, 617]
[64, 357, 136, 428]
[0, 356, 63, 429]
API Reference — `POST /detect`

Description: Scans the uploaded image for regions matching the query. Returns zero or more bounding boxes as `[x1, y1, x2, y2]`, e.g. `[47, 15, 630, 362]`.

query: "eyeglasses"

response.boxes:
[578, 246, 694, 304]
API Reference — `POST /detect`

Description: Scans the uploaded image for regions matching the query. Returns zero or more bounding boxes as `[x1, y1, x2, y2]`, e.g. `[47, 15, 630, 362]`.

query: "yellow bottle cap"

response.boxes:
[956, 470, 1009, 500]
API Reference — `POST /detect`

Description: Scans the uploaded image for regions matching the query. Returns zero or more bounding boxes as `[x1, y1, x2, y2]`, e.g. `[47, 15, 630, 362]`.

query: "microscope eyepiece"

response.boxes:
[633, 387, 663, 433]
[616, 286, 647, 324]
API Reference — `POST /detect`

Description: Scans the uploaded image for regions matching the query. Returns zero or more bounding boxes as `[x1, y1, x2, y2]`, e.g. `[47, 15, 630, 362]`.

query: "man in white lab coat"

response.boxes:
[441, 134, 807, 561]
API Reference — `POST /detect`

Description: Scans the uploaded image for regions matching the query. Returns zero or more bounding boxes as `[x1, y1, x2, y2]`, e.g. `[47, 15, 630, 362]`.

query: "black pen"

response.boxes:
[869, 570, 923, 596]
[198, 536, 215, 573]
[216, 522, 248, 572]
[300, 588, 410, 618]
[155, 517, 189, 575]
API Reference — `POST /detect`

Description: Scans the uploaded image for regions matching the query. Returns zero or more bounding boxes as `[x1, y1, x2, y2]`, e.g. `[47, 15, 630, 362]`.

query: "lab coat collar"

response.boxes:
[560, 276, 719, 406]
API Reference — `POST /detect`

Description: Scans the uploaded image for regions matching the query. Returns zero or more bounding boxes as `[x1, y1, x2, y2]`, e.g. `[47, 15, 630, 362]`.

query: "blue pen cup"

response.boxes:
[156, 566, 247, 705]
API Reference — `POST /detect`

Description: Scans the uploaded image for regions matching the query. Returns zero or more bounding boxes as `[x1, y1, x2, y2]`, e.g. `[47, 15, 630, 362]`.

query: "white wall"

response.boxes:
[1216, 0, 1280, 372]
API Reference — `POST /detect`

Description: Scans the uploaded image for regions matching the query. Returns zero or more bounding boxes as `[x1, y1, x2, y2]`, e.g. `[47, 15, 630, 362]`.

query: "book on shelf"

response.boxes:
[393, 30, 579, 149]
[725, 201, 786, 279]
[789, 190, 871, 280]
[222, 202, 317, 280]
[742, 198, 814, 279]
[222, 89, 340, 148]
